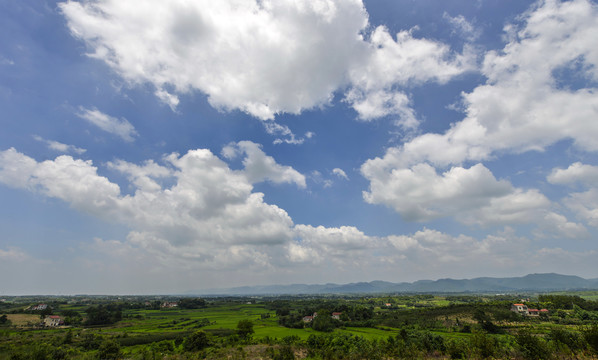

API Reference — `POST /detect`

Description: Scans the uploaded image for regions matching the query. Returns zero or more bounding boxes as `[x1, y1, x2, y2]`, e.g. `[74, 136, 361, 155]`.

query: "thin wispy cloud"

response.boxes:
[76, 107, 138, 142]
[33, 135, 86, 154]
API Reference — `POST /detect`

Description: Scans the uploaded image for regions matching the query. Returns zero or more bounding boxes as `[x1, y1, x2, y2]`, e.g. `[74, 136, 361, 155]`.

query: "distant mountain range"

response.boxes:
[199, 273, 598, 296]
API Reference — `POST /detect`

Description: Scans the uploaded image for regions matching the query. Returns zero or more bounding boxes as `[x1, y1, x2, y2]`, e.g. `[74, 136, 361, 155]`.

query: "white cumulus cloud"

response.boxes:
[60, 0, 369, 120]
[361, 0, 598, 227]
[548, 162, 598, 186]
[222, 141, 306, 188]
[0, 147, 295, 268]
[60, 0, 472, 128]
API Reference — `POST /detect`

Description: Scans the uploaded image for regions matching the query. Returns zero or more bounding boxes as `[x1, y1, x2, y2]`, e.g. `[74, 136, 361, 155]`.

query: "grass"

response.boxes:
[116, 304, 408, 342]
[341, 326, 399, 340]
[5, 314, 40, 327]
[548, 290, 598, 301]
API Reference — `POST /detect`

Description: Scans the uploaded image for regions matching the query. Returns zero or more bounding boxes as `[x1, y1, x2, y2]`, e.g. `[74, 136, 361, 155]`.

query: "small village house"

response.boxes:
[511, 303, 528, 315]
[161, 301, 178, 308]
[511, 303, 549, 316]
[43, 315, 63, 327]
[303, 312, 318, 322]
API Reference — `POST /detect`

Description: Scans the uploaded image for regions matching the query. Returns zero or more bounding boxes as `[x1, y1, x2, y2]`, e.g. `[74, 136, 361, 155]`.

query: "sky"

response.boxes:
[1, 0, 598, 295]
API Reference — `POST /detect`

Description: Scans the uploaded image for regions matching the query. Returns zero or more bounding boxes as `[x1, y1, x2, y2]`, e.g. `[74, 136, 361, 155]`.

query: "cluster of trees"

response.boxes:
[84, 305, 122, 326]
[2, 325, 598, 360]
[267, 325, 598, 360]
[274, 300, 375, 330]
[538, 294, 598, 310]
[177, 297, 207, 309]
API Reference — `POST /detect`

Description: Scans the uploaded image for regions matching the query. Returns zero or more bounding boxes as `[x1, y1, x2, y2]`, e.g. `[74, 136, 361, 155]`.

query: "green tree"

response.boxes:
[84, 305, 121, 326]
[97, 339, 122, 360]
[183, 330, 210, 352]
[63, 329, 73, 345]
[549, 328, 584, 353]
[515, 329, 551, 360]
[237, 319, 255, 339]
[582, 324, 598, 354]
[469, 331, 498, 359]
[268, 345, 295, 360]
[178, 298, 206, 309]
[312, 310, 336, 332]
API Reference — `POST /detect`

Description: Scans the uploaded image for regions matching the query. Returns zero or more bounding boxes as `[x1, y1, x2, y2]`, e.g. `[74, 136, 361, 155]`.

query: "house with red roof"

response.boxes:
[511, 303, 528, 315]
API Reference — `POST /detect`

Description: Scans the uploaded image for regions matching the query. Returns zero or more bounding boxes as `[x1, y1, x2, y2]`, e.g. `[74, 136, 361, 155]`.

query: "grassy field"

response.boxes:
[112, 304, 407, 341]
[5, 314, 40, 327]
[552, 291, 598, 301]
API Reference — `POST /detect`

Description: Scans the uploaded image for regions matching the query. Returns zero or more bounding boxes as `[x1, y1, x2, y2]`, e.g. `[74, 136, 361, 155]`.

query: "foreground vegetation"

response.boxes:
[1, 292, 598, 359]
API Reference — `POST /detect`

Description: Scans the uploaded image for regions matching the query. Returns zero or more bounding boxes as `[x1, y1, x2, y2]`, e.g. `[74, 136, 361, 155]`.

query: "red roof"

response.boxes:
[49, 315, 61, 319]
[540, 309, 549, 312]
[513, 303, 525, 306]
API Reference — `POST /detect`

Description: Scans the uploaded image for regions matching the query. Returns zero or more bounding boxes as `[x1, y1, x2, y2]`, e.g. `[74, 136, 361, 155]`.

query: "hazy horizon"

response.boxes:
[1, 0, 598, 295]
[2, 272, 597, 297]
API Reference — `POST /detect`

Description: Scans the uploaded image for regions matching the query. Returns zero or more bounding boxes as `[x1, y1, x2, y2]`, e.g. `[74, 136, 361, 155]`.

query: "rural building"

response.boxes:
[303, 312, 318, 322]
[511, 303, 549, 316]
[511, 303, 528, 315]
[161, 302, 178, 308]
[43, 315, 63, 327]
[28, 303, 48, 311]
[331, 312, 342, 320]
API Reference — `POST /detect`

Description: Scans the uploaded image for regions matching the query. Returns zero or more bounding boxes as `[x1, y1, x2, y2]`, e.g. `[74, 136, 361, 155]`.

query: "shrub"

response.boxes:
[515, 329, 551, 360]
[582, 324, 598, 354]
[97, 339, 122, 360]
[183, 330, 210, 352]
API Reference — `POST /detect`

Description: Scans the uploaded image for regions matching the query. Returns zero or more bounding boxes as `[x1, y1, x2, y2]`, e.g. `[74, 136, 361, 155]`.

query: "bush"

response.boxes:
[97, 339, 122, 360]
[470, 331, 498, 359]
[237, 319, 254, 339]
[183, 330, 210, 352]
[515, 329, 551, 360]
[446, 339, 468, 359]
[548, 328, 585, 353]
[582, 324, 598, 354]
[267, 345, 295, 360]
[116, 332, 187, 347]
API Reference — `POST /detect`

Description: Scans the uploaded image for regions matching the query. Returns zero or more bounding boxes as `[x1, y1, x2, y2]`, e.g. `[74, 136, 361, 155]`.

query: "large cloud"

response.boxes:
[1, 145, 595, 289]
[59, 0, 369, 119]
[549, 162, 598, 227]
[59, 0, 471, 124]
[361, 0, 598, 224]
[0, 145, 297, 268]
[346, 26, 474, 128]
[290, 225, 383, 265]
[362, 161, 554, 224]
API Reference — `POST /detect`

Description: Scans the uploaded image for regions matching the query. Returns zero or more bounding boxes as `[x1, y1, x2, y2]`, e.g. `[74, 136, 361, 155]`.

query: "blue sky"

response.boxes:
[1, 0, 598, 295]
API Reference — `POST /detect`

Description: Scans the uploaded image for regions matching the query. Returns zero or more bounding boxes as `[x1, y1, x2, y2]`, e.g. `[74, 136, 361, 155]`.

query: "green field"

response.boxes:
[2, 293, 598, 359]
